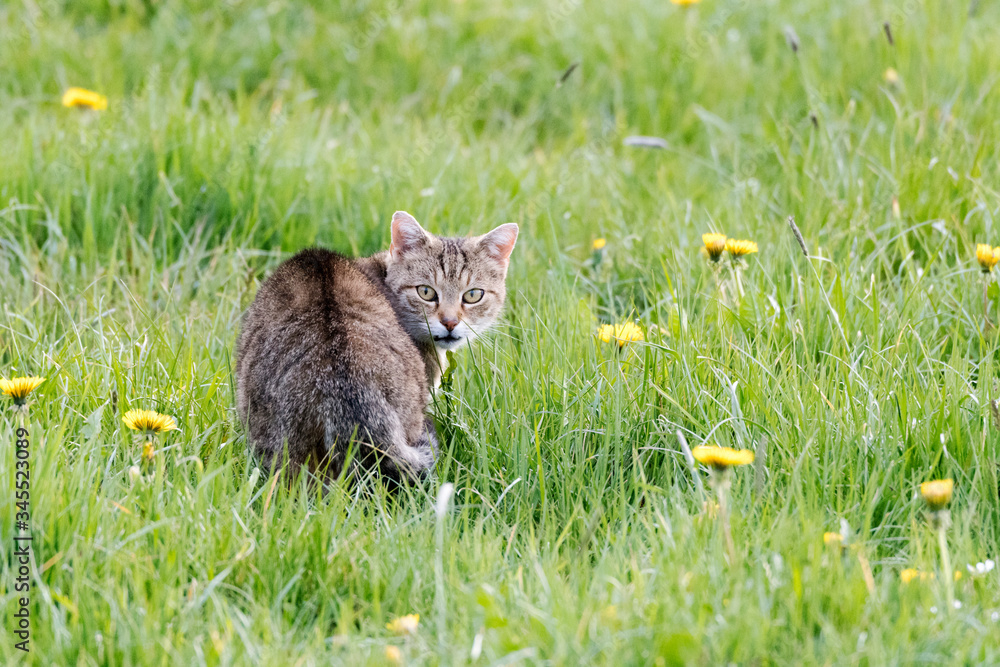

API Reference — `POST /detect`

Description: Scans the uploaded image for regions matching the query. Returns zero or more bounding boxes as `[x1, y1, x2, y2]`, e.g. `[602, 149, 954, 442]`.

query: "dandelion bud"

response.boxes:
[702, 233, 727, 262]
[920, 479, 953, 511]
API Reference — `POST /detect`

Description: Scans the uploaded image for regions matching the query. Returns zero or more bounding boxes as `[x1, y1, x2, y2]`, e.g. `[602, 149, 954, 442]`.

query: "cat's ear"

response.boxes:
[478, 223, 519, 267]
[390, 211, 429, 260]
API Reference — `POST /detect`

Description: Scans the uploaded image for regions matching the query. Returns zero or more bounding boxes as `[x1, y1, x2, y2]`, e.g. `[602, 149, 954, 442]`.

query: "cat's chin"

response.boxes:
[432, 335, 468, 351]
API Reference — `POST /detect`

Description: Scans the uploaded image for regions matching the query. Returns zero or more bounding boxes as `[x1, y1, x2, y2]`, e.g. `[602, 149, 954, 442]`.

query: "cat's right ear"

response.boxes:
[390, 211, 429, 261]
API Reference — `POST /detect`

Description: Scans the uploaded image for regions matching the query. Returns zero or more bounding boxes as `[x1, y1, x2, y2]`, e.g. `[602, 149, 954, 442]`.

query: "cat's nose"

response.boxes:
[440, 317, 459, 332]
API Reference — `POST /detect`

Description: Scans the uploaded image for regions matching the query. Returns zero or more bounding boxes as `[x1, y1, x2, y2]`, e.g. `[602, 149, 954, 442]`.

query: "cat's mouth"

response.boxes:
[433, 334, 465, 348]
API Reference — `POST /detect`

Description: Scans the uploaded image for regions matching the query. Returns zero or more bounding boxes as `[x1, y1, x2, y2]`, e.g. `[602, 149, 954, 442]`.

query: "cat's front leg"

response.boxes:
[420, 342, 445, 389]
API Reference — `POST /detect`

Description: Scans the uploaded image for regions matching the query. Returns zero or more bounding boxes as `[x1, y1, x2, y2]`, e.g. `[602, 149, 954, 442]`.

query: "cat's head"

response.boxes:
[383, 211, 518, 351]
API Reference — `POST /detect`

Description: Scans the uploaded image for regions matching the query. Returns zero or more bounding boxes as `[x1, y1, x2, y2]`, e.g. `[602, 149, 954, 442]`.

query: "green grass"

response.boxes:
[2, 0, 1000, 663]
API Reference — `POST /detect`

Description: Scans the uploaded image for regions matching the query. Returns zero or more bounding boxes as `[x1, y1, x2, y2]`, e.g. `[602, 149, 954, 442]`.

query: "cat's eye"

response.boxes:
[416, 285, 438, 301]
[463, 288, 485, 304]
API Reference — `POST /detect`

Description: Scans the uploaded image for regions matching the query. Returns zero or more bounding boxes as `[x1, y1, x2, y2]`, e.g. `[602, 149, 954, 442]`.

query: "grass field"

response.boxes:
[2, 0, 1000, 663]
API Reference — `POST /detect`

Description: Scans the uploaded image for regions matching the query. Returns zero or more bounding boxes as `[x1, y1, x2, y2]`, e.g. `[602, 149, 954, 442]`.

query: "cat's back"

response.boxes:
[242, 248, 388, 329]
[235, 248, 428, 449]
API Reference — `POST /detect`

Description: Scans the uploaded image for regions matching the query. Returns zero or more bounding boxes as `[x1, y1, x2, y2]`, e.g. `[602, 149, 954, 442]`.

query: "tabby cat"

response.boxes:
[235, 211, 518, 481]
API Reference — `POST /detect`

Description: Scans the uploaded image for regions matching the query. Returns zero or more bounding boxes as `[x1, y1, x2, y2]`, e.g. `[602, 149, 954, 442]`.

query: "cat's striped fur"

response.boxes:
[235, 211, 517, 482]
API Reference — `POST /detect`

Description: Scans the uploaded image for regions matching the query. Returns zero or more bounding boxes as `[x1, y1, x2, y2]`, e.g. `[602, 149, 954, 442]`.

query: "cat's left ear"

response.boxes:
[390, 211, 429, 261]
[478, 223, 519, 268]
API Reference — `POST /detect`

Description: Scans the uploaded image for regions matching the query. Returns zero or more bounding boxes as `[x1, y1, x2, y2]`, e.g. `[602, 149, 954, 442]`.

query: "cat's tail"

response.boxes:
[382, 433, 436, 481]
[320, 393, 436, 483]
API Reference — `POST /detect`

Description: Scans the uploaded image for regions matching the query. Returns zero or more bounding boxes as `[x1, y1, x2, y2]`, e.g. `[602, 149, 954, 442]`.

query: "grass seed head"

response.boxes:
[787, 216, 809, 256]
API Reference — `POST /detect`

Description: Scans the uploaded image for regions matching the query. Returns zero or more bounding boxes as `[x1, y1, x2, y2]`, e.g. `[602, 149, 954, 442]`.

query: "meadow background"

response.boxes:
[2, 0, 1000, 663]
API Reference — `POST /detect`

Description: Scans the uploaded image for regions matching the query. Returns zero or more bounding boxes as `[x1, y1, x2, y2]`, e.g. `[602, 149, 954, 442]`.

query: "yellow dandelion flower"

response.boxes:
[884, 68, 900, 86]
[61, 87, 108, 111]
[954, 570, 963, 581]
[141, 441, 155, 463]
[908, 569, 948, 583]
[900, 568, 929, 584]
[920, 478, 953, 511]
[823, 532, 844, 548]
[976, 244, 999, 272]
[671, 0, 701, 5]
[597, 322, 644, 347]
[592, 238, 607, 251]
[386, 614, 419, 636]
[702, 233, 727, 262]
[725, 239, 759, 259]
[122, 409, 177, 435]
[385, 645, 403, 664]
[691, 445, 754, 469]
[1, 376, 45, 407]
